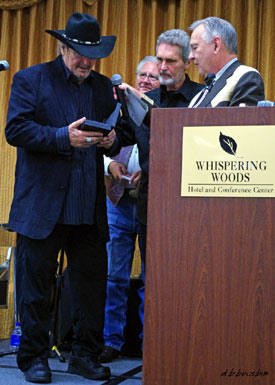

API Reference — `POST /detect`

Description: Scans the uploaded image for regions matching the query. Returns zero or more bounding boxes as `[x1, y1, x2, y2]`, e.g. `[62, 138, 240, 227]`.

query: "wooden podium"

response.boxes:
[142, 107, 274, 385]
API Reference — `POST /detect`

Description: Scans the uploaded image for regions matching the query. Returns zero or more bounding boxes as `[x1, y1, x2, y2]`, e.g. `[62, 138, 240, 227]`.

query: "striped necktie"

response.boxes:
[192, 73, 215, 108]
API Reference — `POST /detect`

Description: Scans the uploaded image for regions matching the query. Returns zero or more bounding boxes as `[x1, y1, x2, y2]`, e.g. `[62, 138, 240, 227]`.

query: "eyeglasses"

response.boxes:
[137, 72, 159, 82]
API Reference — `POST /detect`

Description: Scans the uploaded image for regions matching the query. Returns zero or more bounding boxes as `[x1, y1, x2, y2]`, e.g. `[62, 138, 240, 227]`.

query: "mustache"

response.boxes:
[160, 71, 171, 77]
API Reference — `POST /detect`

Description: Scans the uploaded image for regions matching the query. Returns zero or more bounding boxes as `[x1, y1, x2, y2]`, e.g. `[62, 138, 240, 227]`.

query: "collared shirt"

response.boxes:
[58, 60, 97, 225]
[215, 57, 238, 82]
[190, 58, 239, 108]
[146, 74, 204, 108]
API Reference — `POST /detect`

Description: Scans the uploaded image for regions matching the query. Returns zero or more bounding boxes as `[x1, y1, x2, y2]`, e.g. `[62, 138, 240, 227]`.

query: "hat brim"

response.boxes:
[46, 29, 116, 59]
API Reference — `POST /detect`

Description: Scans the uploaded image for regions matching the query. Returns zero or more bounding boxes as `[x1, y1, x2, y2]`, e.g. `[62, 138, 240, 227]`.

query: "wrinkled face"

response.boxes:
[135, 61, 160, 93]
[156, 43, 188, 90]
[189, 24, 216, 77]
[62, 46, 96, 82]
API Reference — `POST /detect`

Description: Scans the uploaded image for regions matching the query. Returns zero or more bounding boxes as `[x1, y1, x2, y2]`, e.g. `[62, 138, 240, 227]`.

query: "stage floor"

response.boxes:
[0, 339, 142, 385]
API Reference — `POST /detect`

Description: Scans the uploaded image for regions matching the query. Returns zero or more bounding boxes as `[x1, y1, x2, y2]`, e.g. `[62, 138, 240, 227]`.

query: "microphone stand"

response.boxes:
[49, 249, 66, 363]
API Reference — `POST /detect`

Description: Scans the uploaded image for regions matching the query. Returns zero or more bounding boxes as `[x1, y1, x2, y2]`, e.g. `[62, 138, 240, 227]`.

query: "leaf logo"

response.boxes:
[219, 132, 237, 156]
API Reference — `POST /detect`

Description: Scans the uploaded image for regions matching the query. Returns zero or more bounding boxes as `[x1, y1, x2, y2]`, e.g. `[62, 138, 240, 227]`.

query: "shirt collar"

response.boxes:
[215, 57, 238, 82]
[160, 74, 193, 102]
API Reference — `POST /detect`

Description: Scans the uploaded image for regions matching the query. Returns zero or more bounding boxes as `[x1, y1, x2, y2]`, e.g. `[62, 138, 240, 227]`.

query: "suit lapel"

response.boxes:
[199, 60, 242, 107]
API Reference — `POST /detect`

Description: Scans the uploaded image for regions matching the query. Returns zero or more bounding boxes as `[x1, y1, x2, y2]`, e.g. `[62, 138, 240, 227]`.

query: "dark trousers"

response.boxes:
[15, 224, 107, 371]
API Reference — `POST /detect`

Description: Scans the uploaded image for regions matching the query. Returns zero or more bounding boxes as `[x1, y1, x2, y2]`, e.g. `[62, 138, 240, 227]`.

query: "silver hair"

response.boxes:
[57, 42, 68, 55]
[136, 56, 158, 74]
[156, 29, 190, 62]
[189, 17, 238, 54]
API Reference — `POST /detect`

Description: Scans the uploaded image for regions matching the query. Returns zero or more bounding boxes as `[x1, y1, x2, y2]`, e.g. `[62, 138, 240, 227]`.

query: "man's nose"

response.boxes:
[189, 51, 194, 60]
[81, 56, 93, 66]
[159, 61, 168, 70]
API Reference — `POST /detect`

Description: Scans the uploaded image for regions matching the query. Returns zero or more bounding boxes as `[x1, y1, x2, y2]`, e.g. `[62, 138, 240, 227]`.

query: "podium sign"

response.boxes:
[143, 107, 274, 385]
[181, 125, 275, 197]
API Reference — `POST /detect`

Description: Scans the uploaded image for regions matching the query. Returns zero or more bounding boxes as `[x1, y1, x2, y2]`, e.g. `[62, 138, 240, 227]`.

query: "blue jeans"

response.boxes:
[104, 195, 145, 351]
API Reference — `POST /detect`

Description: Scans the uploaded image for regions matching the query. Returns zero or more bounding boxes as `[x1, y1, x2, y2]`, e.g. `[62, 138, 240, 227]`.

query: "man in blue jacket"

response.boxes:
[5, 12, 117, 383]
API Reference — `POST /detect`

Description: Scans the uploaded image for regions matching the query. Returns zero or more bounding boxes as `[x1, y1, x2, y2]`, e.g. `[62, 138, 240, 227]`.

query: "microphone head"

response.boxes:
[0, 60, 9, 71]
[257, 100, 275, 107]
[111, 73, 122, 86]
[204, 72, 215, 86]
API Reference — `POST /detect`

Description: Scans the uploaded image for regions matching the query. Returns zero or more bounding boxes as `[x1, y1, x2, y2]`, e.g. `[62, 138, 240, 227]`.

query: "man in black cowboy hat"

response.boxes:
[5, 12, 118, 383]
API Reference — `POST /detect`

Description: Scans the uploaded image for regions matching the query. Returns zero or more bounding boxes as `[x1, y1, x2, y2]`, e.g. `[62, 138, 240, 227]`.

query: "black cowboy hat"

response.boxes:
[46, 12, 116, 59]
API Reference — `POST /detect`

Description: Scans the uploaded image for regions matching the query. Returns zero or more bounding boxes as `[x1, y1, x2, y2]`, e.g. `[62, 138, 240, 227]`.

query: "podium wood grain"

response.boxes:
[142, 107, 274, 385]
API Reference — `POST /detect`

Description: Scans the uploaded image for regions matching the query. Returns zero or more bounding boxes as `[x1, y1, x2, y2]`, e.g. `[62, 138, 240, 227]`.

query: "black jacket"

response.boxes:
[114, 75, 204, 225]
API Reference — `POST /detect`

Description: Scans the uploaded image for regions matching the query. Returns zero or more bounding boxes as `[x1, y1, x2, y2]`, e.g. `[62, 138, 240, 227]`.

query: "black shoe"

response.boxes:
[68, 355, 111, 380]
[99, 346, 120, 363]
[23, 357, 51, 383]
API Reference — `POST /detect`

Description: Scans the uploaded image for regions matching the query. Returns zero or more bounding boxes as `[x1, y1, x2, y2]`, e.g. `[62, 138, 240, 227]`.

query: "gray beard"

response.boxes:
[159, 75, 175, 86]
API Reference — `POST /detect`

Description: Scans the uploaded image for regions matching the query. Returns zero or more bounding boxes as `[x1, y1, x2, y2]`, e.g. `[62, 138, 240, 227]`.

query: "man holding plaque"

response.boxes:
[5, 12, 118, 383]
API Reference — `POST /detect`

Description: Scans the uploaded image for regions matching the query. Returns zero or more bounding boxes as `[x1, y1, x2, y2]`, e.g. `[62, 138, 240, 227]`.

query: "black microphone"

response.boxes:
[204, 72, 215, 89]
[0, 60, 9, 71]
[111, 74, 129, 119]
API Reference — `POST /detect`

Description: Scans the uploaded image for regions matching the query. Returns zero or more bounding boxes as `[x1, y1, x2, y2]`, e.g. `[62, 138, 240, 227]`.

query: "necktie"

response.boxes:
[192, 73, 215, 108]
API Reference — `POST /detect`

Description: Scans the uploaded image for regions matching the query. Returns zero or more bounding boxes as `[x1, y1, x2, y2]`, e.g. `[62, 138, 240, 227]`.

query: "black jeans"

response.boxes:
[15, 224, 107, 371]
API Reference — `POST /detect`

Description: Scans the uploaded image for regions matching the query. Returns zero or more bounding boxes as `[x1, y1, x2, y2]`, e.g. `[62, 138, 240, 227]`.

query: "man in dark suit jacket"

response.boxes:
[188, 16, 265, 107]
[5, 12, 117, 383]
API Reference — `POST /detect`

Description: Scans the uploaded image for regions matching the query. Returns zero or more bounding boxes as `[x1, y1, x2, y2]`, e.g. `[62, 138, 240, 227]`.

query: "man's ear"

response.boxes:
[60, 44, 67, 56]
[213, 36, 222, 53]
[183, 60, 191, 70]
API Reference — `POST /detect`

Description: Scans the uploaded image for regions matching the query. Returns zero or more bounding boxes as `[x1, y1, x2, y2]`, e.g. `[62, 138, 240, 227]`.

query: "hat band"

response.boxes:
[62, 33, 101, 46]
